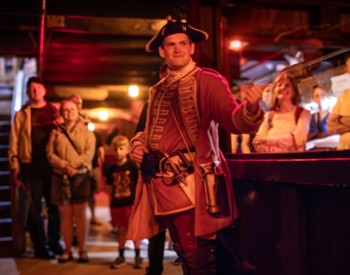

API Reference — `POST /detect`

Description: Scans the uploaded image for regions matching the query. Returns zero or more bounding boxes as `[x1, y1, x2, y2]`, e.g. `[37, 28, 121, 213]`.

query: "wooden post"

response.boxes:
[187, 1, 232, 152]
[38, 0, 47, 78]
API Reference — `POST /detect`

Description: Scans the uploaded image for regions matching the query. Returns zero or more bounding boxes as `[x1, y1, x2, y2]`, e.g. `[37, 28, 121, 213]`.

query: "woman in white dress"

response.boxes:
[253, 71, 311, 153]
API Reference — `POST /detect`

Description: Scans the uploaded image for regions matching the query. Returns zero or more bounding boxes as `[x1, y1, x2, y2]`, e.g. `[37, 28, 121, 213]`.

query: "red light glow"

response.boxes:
[229, 40, 243, 51]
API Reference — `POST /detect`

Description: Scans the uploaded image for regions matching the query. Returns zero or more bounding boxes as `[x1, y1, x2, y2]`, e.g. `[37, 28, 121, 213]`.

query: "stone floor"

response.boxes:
[7, 192, 182, 275]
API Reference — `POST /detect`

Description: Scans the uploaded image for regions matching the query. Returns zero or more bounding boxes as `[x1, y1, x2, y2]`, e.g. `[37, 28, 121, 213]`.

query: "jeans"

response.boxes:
[22, 164, 60, 252]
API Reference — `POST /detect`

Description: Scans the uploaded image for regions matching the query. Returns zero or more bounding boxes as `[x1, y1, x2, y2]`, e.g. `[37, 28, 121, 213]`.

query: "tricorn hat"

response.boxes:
[145, 18, 209, 52]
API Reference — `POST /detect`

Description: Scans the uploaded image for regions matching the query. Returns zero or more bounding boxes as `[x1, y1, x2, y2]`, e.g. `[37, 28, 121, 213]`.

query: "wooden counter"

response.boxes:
[226, 150, 350, 275]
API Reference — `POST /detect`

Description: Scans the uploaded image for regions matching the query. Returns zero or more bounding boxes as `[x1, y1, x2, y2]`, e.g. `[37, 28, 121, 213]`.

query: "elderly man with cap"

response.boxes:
[9, 76, 61, 259]
[128, 19, 263, 274]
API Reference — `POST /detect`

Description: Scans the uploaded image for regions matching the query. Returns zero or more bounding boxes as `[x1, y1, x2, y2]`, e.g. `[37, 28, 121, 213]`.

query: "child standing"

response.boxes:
[106, 135, 143, 269]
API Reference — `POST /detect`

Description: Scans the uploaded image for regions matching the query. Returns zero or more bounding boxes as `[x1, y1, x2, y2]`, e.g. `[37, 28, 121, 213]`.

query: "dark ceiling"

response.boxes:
[1, 0, 183, 86]
[1, 0, 350, 106]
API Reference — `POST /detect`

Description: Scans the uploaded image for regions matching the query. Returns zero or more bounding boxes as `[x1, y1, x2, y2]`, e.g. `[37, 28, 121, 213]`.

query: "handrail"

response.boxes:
[226, 150, 350, 187]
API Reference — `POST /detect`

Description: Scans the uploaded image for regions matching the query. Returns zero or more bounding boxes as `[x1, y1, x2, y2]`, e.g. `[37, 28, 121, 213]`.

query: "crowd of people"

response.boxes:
[8, 18, 350, 275]
[231, 59, 350, 154]
[8, 76, 148, 268]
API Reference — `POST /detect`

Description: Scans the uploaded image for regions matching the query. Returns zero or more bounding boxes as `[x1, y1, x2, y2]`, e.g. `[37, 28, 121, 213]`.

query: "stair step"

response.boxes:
[0, 133, 9, 145]
[0, 171, 10, 188]
[0, 202, 11, 219]
[0, 237, 13, 242]
[0, 101, 11, 117]
[0, 238, 13, 253]
[0, 115, 11, 122]
[0, 219, 12, 237]
[0, 121, 11, 125]
[0, 239, 13, 252]
[0, 85, 13, 95]
[0, 81, 15, 257]
[0, 158, 9, 171]
[0, 202, 11, 218]
[0, 145, 8, 158]
[0, 121, 11, 131]
[0, 186, 10, 201]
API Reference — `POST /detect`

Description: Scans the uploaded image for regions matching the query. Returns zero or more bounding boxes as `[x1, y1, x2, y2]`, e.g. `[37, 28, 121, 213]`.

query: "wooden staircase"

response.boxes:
[0, 57, 27, 257]
[0, 84, 25, 257]
[0, 118, 14, 256]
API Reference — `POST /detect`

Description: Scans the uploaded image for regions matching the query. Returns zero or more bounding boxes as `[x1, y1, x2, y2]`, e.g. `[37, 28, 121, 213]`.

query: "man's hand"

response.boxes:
[129, 141, 148, 164]
[245, 84, 267, 113]
[11, 169, 26, 189]
[64, 165, 79, 177]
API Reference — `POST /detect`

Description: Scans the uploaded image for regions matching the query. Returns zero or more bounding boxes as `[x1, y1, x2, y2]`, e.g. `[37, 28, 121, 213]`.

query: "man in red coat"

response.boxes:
[128, 18, 264, 274]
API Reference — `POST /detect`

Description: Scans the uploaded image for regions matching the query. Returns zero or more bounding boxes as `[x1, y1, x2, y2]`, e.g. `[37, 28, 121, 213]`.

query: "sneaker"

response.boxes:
[173, 256, 182, 266]
[125, 240, 135, 249]
[49, 244, 63, 255]
[90, 217, 102, 226]
[34, 249, 55, 260]
[110, 256, 126, 269]
[134, 256, 143, 269]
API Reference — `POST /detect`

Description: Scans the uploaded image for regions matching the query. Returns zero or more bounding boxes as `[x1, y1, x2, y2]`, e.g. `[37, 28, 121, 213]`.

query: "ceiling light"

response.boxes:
[128, 85, 139, 97]
[98, 110, 109, 121]
[228, 39, 249, 51]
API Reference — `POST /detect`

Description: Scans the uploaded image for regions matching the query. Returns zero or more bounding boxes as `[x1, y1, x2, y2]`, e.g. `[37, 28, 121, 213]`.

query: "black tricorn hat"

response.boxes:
[145, 19, 209, 52]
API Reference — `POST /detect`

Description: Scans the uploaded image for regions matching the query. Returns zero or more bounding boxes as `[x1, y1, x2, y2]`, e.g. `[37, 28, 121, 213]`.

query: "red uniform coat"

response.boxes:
[128, 66, 264, 240]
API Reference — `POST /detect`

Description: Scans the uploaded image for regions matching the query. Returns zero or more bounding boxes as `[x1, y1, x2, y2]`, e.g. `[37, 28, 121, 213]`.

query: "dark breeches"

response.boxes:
[159, 210, 217, 274]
